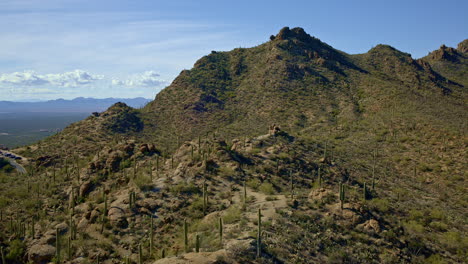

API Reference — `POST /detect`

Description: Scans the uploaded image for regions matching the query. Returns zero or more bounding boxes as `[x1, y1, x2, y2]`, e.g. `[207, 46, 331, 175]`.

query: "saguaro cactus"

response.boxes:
[184, 219, 188, 252]
[138, 244, 142, 264]
[67, 236, 71, 260]
[150, 216, 154, 256]
[290, 170, 294, 199]
[156, 155, 160, 172]
[219, 217, 223, 246]
[339, 182, 345, 210]
[363, 182, 367, 200]
[56, 227, 61, 264]
[372, 150, 377, 191]
[103, 193, 108, 215]
[243, 181, 247, 206]
[198, 136, 201, 152]
[195, 234, 200, 253]
[202, 182, 207, 215]
[31, 217, 35, 238]
[1, 246, 6, 264]
[257, 209, 262, 258]
[318, 167, 322, 188]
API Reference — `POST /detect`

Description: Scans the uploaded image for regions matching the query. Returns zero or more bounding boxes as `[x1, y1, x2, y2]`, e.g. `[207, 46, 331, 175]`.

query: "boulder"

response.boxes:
[108, 207, 128, 228]
[77, 217, 89, 230]
[139, 144, 149, 153]
[79, 180, 93, 197]
[357, 219, 381, 234]
[105, 152, 122, 172]
[28, 244, 56, 263]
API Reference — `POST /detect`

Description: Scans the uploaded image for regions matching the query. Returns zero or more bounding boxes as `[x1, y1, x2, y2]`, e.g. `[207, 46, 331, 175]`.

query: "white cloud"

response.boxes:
[45, 70, 104, 87]
[0, 71, 48, 86]
[0, 70, 103, 87]
[112, 71, 167, 88]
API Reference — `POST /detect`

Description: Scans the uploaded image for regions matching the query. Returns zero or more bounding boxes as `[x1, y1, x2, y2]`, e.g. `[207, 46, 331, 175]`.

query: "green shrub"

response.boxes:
[429, 221, 448, 232]
[6, 239, 25, 261]
[169, 182, 200, 195]
[259, 182, 275, 195]
[223, 205, 241, 224]
[246, 178, 261, 190]
[218, 166, 236, 178]
[404, 220, 425, 235]
[368, 198, 390, 213]
[425, 254, 448, 264]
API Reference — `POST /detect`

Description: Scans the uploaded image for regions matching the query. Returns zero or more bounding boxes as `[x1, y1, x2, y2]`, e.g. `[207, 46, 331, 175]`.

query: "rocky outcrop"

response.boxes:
[105, 152, 123, 172]
[457, 39, 468, 53]
[28, 244, 56, 263]
[108, 206, 128, 228]
[429, 45, 459, 61]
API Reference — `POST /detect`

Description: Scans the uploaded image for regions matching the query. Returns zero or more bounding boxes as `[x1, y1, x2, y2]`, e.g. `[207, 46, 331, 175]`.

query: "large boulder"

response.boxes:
[28, 244, 56, 263]
[105, 152, 123, 172]
[79, 180, 93, 197]
[108, 207, 128, 228]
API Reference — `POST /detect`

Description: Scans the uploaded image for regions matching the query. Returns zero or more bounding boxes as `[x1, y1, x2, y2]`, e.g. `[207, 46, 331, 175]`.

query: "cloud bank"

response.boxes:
[0, 70, 103, 87]
[111, 71, 168, 88]
[0, 69, 167, 100]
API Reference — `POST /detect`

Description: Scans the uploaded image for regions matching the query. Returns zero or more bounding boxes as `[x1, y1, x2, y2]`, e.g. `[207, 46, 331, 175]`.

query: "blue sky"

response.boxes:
[0, 0, 466, 101]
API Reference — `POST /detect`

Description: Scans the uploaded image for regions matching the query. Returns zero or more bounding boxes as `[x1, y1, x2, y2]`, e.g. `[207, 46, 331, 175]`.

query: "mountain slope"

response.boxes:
[2, 27, 467, 264]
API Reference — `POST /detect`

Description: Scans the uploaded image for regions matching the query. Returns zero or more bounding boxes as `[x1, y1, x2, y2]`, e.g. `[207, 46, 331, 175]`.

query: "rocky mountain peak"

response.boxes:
[457, 39, 468, 53]
[428, 43, 459, 61]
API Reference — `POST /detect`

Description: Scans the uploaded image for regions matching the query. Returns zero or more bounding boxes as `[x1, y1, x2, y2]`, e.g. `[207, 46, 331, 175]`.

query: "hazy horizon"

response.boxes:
[2, 96, 153, 103]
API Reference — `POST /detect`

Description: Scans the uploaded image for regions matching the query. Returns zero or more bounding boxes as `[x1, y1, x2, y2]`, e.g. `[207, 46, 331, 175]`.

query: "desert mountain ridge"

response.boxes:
[0, 27, 466, 264]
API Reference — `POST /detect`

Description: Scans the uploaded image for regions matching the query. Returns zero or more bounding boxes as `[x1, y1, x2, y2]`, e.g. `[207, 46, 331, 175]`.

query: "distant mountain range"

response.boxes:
[0, 97, 151, 113]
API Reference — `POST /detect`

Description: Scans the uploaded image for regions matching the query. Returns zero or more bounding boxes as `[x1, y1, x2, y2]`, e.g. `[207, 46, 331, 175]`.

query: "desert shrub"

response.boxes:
[429, 221, 448, 232]
[425, 254, 448, 264]
[218, 166, 236, 178]
[404, 220, 425, 235]
[223, 205, 241, 224]
[246, 178, 261, 190]
[6, 239, 25, 261]
[259, 182, 275, 195]
[248, 148, 261, 155]
[367, 198, 390, 213]
[169, 182, 200, 195]
[134, 173, 152, 191]
[440, 231, 467, 254]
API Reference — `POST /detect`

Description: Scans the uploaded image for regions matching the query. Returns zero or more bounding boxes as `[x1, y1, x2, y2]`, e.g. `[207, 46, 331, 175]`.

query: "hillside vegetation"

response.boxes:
[1, 27, 466, 264]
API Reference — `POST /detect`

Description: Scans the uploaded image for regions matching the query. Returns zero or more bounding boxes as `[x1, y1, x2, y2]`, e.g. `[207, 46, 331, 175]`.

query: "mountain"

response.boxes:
[0, 97, 151, 113]
[1, 27, 466, 263]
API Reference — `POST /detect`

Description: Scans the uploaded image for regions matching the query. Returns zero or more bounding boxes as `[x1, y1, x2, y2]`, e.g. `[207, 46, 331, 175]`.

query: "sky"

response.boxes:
[0, 0, 466, 101]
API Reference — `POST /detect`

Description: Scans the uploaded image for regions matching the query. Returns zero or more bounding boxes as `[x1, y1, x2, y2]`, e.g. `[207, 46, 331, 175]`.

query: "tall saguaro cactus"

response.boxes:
[56, 227, 61, 264]
[339, 182, 345, 210]
[1, 246, 6, 264]
[184, 219, 188, 252]
[318, 167, 322, 188]
[138, 244, 142, 264]
[195, 234, 200, 253]
[290, 169, 294, 199]
[243, 181, 247, 206]
[202, 182, 207, 215]
[257, 209, 262, 258]
[150, 216, 154, 256]
[363, 182, 367, 200]
[372, 150, 377, 191]
[219, 217, 223, 246]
